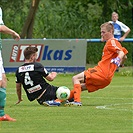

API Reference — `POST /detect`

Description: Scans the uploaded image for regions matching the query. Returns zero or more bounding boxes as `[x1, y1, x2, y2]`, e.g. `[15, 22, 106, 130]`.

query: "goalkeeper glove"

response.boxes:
[111, 57, 121, 67]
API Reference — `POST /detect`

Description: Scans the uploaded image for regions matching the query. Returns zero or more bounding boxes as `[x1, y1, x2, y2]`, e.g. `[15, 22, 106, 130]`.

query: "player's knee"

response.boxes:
[72, 75, 75, 81]
[72, 75, 78, 82]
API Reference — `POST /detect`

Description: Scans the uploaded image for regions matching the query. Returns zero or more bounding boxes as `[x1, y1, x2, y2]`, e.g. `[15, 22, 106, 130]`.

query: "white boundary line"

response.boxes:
[96, 103, 133, 112]
[82, 96, 133, 111]
[82, 96, 133, 100]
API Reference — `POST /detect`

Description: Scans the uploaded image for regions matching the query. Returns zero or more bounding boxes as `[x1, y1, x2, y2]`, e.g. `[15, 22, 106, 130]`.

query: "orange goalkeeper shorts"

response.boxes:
[84, 68, 111, 92]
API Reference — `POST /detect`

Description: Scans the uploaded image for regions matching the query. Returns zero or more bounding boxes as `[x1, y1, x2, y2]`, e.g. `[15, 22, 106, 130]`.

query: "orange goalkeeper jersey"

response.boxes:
[94, 38, 128, 81]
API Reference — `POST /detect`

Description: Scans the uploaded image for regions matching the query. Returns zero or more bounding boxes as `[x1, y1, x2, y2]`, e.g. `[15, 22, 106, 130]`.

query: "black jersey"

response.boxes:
[15, 62, 49, 101]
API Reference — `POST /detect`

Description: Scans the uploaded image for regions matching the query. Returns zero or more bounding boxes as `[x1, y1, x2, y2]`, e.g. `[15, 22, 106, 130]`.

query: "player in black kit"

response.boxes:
[15, 46, 64, 106]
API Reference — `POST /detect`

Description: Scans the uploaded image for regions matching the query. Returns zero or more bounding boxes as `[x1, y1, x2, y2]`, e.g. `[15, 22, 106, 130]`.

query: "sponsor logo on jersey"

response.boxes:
[27, 84, 42, 93]
[19, 65, 34, 72]
[9, 44, 72, 62]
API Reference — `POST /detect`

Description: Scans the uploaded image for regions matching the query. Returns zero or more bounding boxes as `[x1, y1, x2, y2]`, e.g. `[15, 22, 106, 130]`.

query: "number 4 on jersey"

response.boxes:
[24, 72, 33, 86]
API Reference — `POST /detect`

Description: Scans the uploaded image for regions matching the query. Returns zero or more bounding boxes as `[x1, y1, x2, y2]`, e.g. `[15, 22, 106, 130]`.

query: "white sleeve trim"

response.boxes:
[116, 20, 129, 33]
[0, 7, 4, 25]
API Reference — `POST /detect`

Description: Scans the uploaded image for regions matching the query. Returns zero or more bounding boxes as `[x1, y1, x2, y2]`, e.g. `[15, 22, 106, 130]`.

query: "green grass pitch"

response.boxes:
[0, 67, 132, 133]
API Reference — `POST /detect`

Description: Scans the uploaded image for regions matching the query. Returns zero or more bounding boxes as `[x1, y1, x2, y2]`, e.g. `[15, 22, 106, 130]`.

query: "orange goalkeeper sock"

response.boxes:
[73, 84, 81, 102]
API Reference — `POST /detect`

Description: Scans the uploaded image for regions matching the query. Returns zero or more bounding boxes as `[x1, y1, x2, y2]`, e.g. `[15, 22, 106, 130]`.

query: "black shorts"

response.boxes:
[37, 85, 58, 105]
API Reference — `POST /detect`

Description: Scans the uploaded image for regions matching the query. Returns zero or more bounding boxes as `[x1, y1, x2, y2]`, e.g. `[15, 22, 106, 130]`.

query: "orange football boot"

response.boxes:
[0, 114, 16, 122]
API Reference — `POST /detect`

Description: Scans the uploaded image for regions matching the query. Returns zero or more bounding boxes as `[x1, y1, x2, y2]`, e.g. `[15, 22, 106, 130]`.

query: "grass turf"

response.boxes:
[0, 67, 132, 133]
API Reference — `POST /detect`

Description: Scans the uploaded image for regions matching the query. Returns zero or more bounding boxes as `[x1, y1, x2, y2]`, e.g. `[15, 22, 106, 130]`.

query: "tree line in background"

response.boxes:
[0, 0, 133, 65]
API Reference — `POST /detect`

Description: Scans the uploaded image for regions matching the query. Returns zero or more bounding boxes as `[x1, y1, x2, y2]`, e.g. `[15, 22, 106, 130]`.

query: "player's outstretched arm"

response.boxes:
[16, 83, 23, 104]
[0, 25, 20, 41]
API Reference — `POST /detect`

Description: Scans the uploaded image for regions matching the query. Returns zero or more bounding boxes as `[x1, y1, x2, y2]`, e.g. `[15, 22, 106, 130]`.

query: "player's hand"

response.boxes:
[119, 37, 125, 42]
[12, 32, 20, 41]
[111, 57, 121, 67]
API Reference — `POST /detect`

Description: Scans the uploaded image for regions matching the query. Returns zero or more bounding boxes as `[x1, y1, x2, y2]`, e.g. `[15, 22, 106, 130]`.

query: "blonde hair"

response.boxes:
[100, 22, 114, 33]
[112, 12, 118, 17]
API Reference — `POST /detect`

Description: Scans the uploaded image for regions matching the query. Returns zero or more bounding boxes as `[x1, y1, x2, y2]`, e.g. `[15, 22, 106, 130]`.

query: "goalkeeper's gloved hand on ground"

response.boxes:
[111, 57, 121, 67]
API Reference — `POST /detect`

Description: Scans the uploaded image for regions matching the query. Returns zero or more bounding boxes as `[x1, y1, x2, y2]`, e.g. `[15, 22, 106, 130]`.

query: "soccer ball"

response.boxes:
[56, 86, 70, 100]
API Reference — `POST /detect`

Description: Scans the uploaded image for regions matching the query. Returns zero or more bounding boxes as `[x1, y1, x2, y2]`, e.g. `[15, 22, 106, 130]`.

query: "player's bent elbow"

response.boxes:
[45, 76, 54, 81]
[48, 78, 54, 82]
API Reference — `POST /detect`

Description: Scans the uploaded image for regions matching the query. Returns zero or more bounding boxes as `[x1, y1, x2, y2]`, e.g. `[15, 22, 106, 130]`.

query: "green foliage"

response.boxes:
[0, 0, 133, 38]
[34, 0, 103, 39]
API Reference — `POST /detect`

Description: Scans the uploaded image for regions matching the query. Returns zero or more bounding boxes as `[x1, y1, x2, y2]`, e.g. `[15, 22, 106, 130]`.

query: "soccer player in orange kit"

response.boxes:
[65, 22, 128, 106]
